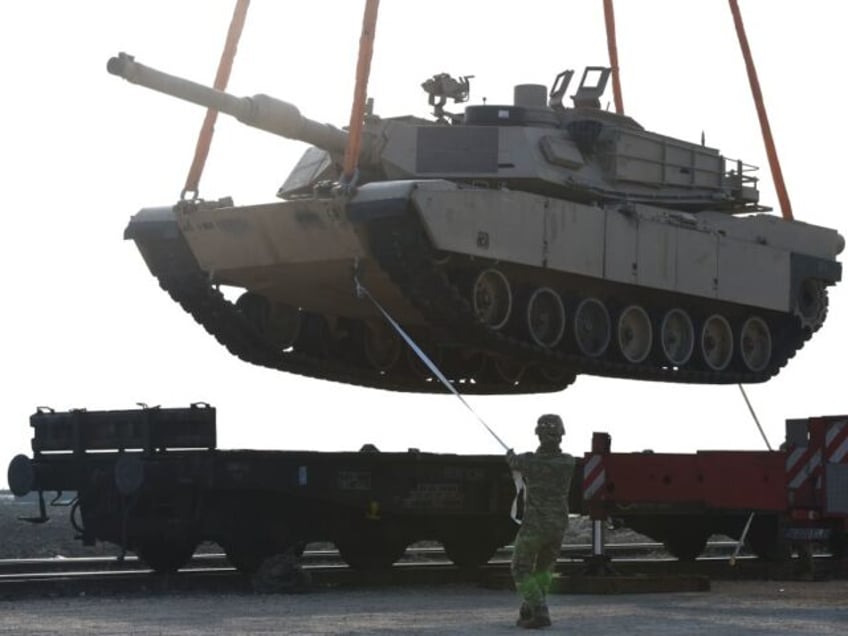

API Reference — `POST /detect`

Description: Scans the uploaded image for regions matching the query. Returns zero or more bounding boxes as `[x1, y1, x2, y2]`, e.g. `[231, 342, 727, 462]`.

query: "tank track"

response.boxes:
[129, 225, 570, 394]
[365, 211, 814, 387]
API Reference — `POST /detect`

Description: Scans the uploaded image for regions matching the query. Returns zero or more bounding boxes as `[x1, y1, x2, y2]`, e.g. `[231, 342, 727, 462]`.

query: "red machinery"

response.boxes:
[582, 416, 848, 561]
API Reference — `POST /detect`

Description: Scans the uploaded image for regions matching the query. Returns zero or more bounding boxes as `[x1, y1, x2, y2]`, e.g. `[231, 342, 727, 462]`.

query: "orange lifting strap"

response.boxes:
[728, 0, 793, 220]
[342, 0, 381, 184]
[182, 0, 251, 199]
[602, 0, 625, 115]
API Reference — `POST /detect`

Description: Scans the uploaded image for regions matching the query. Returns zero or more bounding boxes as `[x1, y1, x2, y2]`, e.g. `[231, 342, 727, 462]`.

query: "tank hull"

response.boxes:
[126, 179, 841, 393]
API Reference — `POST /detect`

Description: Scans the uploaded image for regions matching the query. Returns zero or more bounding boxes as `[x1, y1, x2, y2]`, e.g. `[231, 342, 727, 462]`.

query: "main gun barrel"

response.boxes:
[107, 52, 350, 154]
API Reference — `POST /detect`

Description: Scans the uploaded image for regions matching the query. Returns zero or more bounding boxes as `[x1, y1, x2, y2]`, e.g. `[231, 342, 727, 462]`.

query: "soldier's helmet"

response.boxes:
[535, 413, 565, 438]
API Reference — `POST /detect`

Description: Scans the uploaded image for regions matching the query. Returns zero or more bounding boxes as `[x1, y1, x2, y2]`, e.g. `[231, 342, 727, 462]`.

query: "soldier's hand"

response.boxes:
[506, 448, 515, 458]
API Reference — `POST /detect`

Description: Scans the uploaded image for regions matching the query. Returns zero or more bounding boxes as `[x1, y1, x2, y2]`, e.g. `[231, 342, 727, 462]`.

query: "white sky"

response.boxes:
[2, 1, 847, 488]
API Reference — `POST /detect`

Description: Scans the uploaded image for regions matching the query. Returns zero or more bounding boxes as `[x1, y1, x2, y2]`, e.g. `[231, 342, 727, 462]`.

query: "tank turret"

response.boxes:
[115, 53, 843, 395]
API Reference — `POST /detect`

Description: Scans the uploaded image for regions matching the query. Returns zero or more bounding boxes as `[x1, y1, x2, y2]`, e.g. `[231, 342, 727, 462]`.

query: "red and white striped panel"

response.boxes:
[582, 454, 605, 500]
[825, 420, 848, 464]
[786, 445, 822, 491]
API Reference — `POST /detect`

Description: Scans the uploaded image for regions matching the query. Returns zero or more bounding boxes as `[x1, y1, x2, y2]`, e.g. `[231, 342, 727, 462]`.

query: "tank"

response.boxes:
[109, 53, 843, 394]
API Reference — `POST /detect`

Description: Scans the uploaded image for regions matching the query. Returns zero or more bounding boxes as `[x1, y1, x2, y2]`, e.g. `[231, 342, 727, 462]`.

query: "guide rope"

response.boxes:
[730, 384, 773, 565]
[353, 275, 509, 452]
[353, 274, 525, 522]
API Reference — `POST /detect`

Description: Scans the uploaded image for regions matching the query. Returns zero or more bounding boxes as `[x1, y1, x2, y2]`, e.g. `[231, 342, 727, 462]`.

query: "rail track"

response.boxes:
[2, 541, 844, 600]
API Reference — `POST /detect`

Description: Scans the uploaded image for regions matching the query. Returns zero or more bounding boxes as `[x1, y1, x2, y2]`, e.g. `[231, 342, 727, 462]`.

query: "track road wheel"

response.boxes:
[526, 287, 566, 348]
[136, 539, 197, 574]
[660, 308, 694, 366]
[740, 316, 772, 372]
[471, 268, 512, 330]
[532, 363, 575, 385]
[235, 292, 301, 348]
[616, 305, 652, 363]
[700, 314, 733, 371]
[362, 320, 401, 371]
[406, 341, 442, 381]
[493, 356, 526, 385]
[573, 298, 611, 357]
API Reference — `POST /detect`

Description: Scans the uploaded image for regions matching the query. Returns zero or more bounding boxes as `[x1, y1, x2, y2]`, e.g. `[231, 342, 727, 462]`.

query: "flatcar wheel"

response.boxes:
[740, 316, 772, 372]
[660, 308, 694, 366]
[362, 320, 402, 371]
[225, 545, 269, 575]
[616, 305, 652, 364]
[136, 539, 197, 574]
[442, 536, 501, 569]
[746, 515, 791, 561]
[471, 268, 512, 330]
[526, 287, 566, 348]
[573, 298, 611, 357]
[700, 314, 733, 371]
[662, 531, 709, 562]
[335, 537, 408, 571]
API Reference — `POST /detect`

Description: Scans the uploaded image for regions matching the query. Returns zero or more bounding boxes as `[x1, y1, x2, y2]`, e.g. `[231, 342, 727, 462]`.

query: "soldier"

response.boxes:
[506, 413, 576, 629]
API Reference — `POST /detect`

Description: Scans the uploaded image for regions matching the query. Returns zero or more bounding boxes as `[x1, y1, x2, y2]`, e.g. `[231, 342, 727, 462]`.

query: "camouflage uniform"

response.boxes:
[506, 414, 575, 629]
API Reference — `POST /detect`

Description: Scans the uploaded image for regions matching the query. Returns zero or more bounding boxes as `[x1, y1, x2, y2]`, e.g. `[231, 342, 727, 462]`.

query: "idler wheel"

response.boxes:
[471, 268, 512, 330]
[700, 314, 734, 371]
[660, 308, 694, 366]
[616, 305, 653, 364]
[573, 298, 611, 358]
[740, 316, 772, 372]
[236, 292, 301, 348]
[796, 279, 828, 331]
[362, 320, 401, 372]
[526, 287, 566, 348]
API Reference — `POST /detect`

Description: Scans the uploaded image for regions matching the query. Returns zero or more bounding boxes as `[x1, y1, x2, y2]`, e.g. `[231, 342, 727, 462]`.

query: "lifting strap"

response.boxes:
[341, 0, 381, 186]
[182, 0, 251, 200]
[728, 0, 793, 220]
[602, 0, 625, 114]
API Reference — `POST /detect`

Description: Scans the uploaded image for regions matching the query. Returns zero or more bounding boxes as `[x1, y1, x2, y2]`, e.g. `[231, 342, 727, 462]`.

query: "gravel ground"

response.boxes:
[2, 494, 847, 635]
[0, 581, 846, 635]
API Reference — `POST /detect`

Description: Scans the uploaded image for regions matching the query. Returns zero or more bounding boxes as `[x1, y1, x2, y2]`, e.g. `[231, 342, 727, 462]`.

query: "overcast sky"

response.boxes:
[2, 1, 847, 487]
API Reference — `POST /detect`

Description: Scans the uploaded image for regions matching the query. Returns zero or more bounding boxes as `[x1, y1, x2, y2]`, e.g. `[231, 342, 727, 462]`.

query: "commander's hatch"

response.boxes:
[549, 66, 611, 112]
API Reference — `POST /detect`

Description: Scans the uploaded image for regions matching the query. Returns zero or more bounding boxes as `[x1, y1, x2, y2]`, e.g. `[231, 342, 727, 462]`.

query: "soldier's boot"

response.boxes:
[516, 602, 532, 626]
[517, 604, 551, 629]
